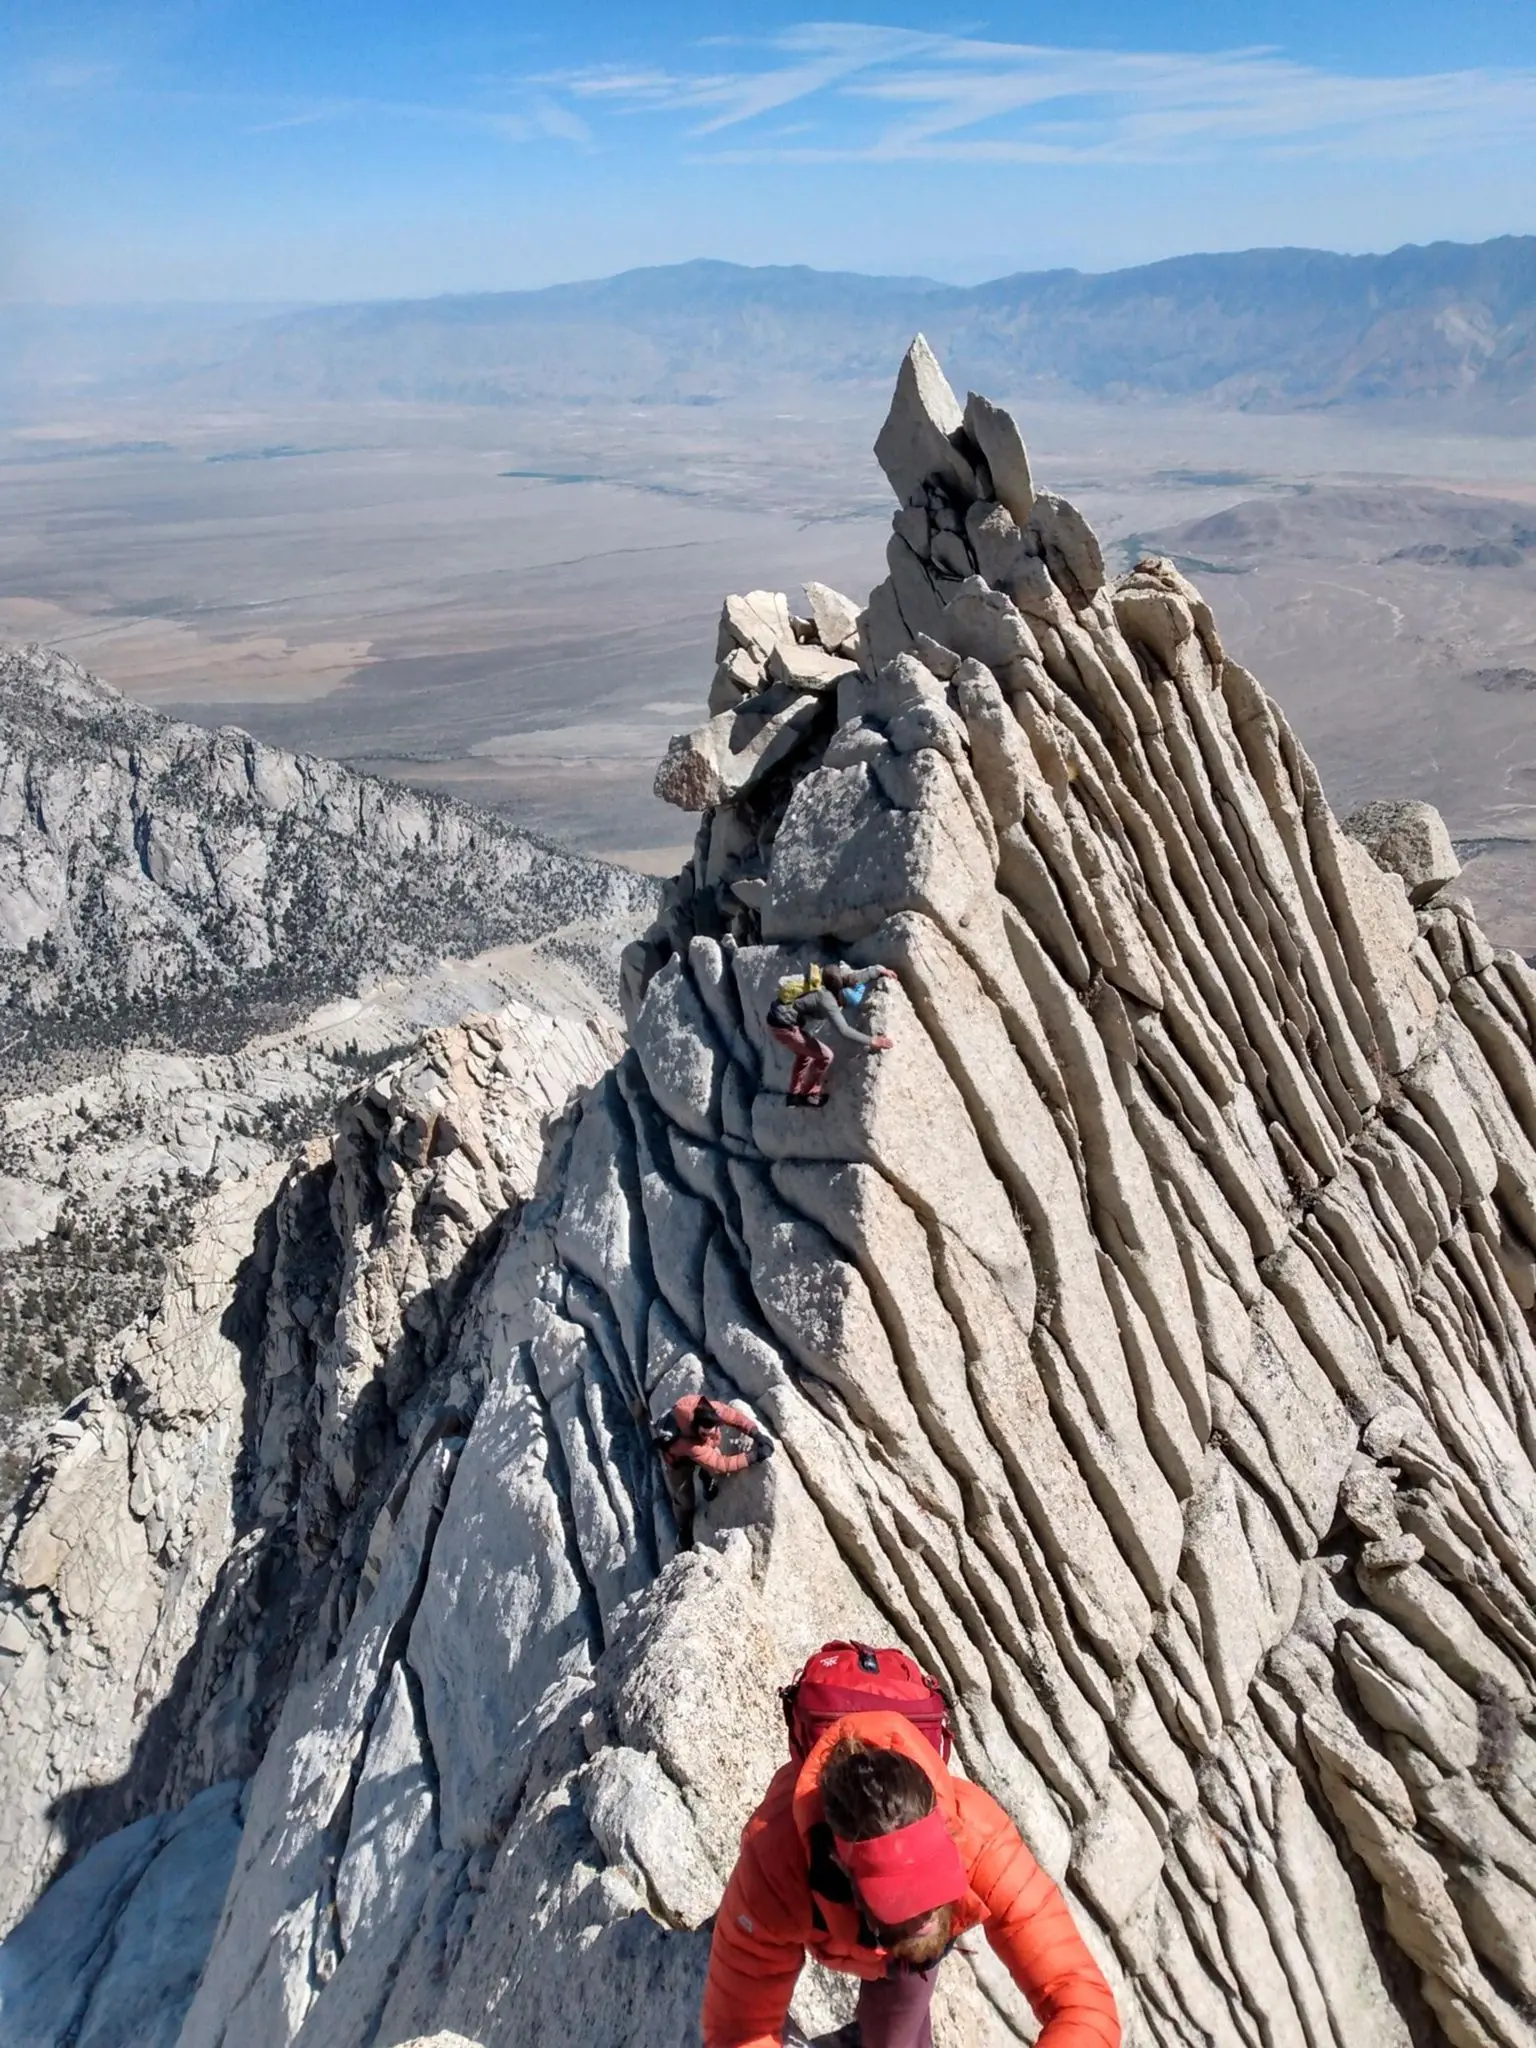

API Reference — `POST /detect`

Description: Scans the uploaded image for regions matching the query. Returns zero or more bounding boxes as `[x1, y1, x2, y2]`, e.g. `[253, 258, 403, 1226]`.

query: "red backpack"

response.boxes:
[781, 1641, 952, 1763]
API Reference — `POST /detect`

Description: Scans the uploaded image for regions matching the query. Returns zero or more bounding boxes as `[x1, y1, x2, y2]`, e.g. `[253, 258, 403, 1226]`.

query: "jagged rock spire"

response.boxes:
[873, 333, 980, 506]
[625, 341, 1536, 2048]
[9, 343, 1536, 2048]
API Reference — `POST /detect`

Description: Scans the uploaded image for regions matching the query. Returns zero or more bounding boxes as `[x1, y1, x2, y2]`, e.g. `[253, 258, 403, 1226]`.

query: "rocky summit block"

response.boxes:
[1345, 795, 1462, 905]
[873, 333, 979, 507]
[8, 342, 1536, 2048]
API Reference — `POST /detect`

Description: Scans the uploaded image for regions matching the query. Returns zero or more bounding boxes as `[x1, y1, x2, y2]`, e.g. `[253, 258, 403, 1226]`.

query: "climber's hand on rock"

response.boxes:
[870, 1035, 894, 1051]
[751, 1434, 775, 1463]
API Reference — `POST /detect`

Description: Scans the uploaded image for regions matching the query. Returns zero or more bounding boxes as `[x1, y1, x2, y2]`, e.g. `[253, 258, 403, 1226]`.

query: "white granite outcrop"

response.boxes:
[0, 1004, 621, 1950]
[0, 643, 652, 1048]
[6, 341, 1536, 2048]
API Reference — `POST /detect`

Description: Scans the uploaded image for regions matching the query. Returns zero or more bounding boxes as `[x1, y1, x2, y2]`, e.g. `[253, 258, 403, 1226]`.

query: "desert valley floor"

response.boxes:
[4, 386, 1536, 935]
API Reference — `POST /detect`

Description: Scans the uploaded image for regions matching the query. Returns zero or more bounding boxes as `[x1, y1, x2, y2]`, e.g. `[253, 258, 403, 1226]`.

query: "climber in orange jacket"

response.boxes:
[702, 1711, 1119, 2048]
[652, 1392, 774, 1548]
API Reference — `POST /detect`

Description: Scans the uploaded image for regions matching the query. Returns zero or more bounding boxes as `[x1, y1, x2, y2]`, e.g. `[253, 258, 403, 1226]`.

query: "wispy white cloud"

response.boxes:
[6, 42, 595, 153]
[543, 24, 1536, 165]
[521, 95, 595, 148]
[29, 58, 122, 96]
[237, 92, 595, 148]
[545, 27, 945, 131]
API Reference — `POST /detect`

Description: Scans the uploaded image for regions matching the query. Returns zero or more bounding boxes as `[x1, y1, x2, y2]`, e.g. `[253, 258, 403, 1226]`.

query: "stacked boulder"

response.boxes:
[653, 586, 860, 814]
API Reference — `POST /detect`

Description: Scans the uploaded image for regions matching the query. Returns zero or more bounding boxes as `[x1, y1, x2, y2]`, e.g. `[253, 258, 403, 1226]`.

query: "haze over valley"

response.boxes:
[5, 244, 1536, 933]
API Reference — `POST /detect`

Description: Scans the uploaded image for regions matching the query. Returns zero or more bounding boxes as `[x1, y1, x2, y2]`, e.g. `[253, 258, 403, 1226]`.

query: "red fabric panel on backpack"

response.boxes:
[786, 1643, 952, 1761]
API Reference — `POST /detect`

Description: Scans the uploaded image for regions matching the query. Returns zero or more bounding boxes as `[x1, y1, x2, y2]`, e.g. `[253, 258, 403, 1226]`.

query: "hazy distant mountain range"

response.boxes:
[7, 235, 1536, 417]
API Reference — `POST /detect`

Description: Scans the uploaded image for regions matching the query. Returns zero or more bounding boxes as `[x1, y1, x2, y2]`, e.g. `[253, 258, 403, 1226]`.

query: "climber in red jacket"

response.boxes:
[652, 1392, 774, 1547]
[702, 1713, 1119, 2048]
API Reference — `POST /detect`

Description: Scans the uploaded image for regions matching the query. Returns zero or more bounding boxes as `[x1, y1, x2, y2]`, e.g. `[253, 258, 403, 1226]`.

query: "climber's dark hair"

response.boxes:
[820, 1737, 934, 1841]
[692, 1398, 722, 1434]
[822, 963, 850, 995]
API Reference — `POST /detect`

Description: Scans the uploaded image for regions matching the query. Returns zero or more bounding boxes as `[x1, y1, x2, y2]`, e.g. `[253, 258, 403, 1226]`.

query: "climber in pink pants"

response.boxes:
[768, 1026, 835, 1104]
[652, 1393, 775, 1548]
[766, 962, 895, 1106]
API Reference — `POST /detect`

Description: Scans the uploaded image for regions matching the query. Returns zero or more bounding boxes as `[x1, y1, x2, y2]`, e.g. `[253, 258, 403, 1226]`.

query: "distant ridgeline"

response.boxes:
[20, 234, 1536, 413]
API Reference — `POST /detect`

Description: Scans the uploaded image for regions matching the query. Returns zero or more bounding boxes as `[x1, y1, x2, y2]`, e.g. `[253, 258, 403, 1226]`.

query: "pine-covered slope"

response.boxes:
[6, 343, 1536, 2048]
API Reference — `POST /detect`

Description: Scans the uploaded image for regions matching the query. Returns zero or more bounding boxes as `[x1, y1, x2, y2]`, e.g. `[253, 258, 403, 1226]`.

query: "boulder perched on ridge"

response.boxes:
[873, 334, 980, 507]
[1346, 795, 1462, 903]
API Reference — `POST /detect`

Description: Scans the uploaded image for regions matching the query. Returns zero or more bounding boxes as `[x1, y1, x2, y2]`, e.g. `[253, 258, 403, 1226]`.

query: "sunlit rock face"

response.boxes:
[8, 341, 1536, 2048]
[0, 643, 652, 1038]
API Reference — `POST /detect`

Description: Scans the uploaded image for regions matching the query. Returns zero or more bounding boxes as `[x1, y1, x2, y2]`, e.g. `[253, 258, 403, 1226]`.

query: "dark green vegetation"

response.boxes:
[0, 1182, 204, 1493]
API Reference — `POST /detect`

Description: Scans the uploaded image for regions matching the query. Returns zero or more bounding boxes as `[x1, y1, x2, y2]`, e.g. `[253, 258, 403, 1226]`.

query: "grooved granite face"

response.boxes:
[7, 344, 1536, 2048]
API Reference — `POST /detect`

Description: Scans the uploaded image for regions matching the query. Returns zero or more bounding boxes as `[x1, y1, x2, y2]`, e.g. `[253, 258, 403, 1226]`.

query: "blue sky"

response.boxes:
[4, 1, 1535, 302]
